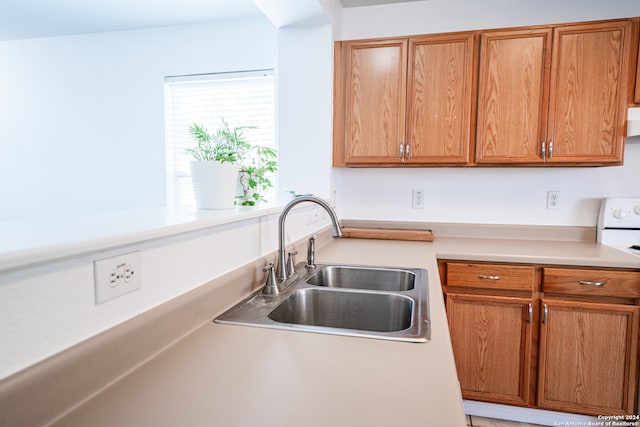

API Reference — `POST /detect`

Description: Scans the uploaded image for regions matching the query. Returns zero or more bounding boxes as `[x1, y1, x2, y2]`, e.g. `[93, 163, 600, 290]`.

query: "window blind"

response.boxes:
[164, 70, 276, 207]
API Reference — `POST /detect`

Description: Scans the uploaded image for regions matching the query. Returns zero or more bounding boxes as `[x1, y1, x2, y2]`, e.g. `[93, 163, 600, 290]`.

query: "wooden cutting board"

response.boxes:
[340, 227, 434, 242]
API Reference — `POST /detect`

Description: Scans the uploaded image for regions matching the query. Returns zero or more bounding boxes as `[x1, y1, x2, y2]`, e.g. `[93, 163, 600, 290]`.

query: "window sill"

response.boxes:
[0, 203, 289, 273]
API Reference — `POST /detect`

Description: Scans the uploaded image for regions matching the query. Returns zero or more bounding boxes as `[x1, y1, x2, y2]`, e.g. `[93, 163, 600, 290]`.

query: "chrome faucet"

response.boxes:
[276, 195, 342, 283]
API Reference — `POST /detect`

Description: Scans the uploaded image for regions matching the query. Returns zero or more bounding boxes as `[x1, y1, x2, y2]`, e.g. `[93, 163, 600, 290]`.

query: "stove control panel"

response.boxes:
[598, 198, 640, 229]
[597, 198, 640, 249]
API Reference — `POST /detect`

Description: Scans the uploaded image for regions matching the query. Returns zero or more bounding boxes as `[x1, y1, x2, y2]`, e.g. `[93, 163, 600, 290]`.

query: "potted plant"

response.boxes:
[186, 119, 253, 210]
[236, 146, 278, 206]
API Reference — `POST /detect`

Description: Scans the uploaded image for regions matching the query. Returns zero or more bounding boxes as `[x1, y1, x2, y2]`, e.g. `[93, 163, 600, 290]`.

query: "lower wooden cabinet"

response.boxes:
[538, 299, 640, 415]
[447, 293, 533, 406]
[441, 260, 640, 416]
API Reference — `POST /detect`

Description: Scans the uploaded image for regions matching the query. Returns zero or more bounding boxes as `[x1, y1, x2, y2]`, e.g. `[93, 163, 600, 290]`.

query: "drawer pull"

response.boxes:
[478, 275, 500, 280]
[579, 280, 605, 287]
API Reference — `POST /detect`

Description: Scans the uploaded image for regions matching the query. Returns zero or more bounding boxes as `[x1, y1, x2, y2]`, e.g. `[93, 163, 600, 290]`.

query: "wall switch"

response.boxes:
[546, 191, 561, 210]
[412, 190, 425, 209]
[94, 251, 141, 304]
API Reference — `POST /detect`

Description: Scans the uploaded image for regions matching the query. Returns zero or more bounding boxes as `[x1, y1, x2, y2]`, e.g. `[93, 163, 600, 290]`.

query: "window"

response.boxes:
[164, 70, 276, 207]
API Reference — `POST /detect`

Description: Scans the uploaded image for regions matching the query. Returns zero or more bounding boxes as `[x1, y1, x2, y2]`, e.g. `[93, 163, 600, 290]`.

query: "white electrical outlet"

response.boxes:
[94, 251, 141, 304]
[412, 190, 425, 209]
[546, 191, 561, 210]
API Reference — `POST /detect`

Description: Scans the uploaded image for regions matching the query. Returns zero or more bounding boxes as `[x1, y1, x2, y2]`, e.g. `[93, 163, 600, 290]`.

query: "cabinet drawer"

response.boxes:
[543, 268, 640, 298]
[446, 262, 536, 291]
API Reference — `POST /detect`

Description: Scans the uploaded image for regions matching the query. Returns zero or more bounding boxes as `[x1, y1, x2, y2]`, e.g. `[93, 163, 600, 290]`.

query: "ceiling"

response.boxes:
[0, 0, 424, 41]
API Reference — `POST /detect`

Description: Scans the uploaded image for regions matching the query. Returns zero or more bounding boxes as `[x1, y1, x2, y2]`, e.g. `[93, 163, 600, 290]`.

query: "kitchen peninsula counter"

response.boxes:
[48, 238, 467, 427]
[3, 225, 639, 427]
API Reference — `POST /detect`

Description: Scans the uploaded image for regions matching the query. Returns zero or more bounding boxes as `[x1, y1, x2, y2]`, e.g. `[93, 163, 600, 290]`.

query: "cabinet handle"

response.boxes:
[478, 275, 500, 280]
[548, 140, 554, 158]
[541, 141, 546, 159]
[527, 303, 532, 324]
[399, 143, 405, 160]
[542, 303, 548, 324]
[579, 280, 605, 287]
[405, 143, 410, 160]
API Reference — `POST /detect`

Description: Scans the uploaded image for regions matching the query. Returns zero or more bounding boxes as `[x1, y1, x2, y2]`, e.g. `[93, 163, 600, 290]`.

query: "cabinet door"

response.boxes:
[546, 21, 632, 164]
[446, 293, 534, 406]
[405, 33, 475, 164]
[635, 38, 640, 104]
[538, 299, 639, 415]
[343, 39, 407, 164]
[476, 29, 552, 164]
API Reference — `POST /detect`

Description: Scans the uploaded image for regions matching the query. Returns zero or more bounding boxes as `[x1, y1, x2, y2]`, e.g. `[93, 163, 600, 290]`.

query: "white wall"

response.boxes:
[276, 24, 334, 199]
[0, 207, 330, 380]
[333, 0, 640, 227]
[0, 17, 277, 221]
[0, 14, 340, 381]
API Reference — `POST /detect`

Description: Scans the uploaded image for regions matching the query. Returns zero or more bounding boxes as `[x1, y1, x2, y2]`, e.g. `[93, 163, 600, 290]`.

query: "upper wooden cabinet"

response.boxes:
[477, 20, 633, 165]
[334, 32, 476, 166]
[405, 34, 475, 164]
[475, 29, 552, 164]
[635, 35, 640, 104]
[546, 21, 632, 164]
[334, 18, 636, 167]
[339, 39, 408, 164]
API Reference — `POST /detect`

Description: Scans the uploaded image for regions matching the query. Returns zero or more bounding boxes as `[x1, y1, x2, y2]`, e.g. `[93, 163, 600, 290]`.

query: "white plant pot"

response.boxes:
[189, 161, 239, 210]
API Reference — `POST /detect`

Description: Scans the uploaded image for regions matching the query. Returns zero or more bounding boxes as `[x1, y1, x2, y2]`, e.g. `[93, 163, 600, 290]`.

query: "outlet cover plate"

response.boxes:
[94, 251, 141, 304]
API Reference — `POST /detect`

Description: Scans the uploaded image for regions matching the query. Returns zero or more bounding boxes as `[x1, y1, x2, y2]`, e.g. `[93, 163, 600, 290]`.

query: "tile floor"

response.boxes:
[467, 415, 544, 427]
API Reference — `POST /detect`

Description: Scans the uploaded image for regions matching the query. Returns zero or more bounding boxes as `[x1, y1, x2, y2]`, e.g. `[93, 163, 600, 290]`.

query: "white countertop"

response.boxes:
[434, 236, 640, 269]
[0, 205, 284, 272]
[51, 239, 467, 427]
[3, 221, 639, 427]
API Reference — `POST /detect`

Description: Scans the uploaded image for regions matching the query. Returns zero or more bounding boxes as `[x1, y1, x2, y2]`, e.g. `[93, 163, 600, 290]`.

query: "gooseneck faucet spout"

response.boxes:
[276, 196, 342, 282]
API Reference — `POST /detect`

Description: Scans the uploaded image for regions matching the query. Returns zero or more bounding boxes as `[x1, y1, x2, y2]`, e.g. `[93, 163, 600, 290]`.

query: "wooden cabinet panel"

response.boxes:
[343, 39, 407, 164]
[335, 19, 635, 168]
[538, 299, 640, 415]
[476, 29, 551, 164]
[405, 33, 475, 164]
[547, 21, 632, 164]
[446, 262, 536, 291]
[447, 293, 533, 406]
[543, 267, 640, 298]
[441, 259, 640, 416]
[636, 39, 640, 104]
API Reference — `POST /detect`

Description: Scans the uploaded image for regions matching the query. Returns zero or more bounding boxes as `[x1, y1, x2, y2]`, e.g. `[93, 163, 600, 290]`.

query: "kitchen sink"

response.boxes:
[306, 265, 415, 291]
[268, 288, 413, 332]
[215, 263, 430, 342]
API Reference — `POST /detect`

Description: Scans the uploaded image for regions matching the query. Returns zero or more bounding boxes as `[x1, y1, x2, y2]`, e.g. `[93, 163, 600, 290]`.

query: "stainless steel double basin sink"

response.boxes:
[215, 263, 431, 342]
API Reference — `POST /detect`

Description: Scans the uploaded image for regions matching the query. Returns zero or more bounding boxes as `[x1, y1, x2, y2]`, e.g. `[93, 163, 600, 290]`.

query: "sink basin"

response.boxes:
[215, 263, 430, 342]
[268, 288, 412, 332]
[306, 265, 415, 291]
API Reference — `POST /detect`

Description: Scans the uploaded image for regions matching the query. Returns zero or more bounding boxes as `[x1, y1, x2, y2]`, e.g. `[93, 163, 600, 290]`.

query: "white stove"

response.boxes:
[597, 197, 640, 257]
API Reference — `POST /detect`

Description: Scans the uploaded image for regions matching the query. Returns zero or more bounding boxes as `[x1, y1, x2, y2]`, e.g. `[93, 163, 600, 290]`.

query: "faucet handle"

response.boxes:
[262, 262, 275, 272]
[261, 263, 279, 296]
[286, 251, 298, 277]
